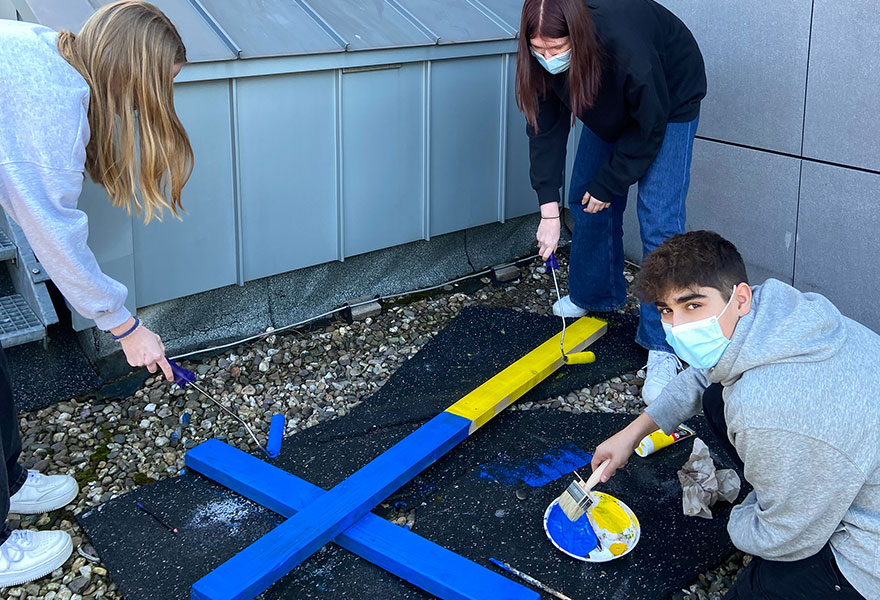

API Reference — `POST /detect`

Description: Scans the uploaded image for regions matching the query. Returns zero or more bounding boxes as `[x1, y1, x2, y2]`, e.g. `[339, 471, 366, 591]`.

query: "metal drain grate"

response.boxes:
[0, 294, 45, 346]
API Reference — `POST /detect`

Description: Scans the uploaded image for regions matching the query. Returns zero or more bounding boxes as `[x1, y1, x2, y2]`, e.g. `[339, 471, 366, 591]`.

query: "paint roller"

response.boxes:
[169, 359, 285, 458]
[545, 252, 596, 365]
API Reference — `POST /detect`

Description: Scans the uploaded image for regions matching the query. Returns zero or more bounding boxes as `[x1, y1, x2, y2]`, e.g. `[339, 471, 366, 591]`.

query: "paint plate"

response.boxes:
[543, 492, 640, 563]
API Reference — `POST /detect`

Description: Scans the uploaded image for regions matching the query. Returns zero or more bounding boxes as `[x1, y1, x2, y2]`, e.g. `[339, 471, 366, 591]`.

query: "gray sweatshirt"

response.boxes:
[0, 19, 130, 331]
[647, 279, 880, 599]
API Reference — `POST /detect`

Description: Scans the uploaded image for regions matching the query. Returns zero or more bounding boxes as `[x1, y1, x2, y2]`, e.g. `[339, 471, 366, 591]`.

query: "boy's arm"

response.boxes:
[644, 366, 712, 434]
[728, 428, 864, 560]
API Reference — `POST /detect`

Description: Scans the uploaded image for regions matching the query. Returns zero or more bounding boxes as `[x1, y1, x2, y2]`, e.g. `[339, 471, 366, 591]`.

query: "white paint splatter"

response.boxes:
[186, 498, 257, 536]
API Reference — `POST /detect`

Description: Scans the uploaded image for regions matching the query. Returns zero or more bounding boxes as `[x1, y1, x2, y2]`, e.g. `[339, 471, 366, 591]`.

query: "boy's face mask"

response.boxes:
[661, 287, 738, 370]
[530, 48, 571, 75]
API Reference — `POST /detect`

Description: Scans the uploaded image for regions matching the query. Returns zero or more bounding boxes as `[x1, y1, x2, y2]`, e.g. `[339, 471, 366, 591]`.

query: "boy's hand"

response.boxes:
[591, 412, 660, 482]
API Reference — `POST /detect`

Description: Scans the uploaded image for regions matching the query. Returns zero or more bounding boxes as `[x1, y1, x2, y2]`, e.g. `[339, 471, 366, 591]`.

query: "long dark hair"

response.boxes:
[516, 0, 603, 130]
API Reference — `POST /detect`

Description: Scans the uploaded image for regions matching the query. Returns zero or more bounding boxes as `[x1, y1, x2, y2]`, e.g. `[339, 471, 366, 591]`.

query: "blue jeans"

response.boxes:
[567, 116, 699, 352]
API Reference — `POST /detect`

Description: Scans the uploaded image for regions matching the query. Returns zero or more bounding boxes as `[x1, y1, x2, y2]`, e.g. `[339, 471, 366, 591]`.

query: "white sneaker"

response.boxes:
[552, 295, 588, 318]
[642, 350, 683, 405]
[0, 529, 72, 587]
[9, 471, 79, 515]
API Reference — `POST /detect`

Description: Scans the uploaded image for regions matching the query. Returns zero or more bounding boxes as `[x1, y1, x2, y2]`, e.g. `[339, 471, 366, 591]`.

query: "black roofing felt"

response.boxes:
[77, 307, 743, 599]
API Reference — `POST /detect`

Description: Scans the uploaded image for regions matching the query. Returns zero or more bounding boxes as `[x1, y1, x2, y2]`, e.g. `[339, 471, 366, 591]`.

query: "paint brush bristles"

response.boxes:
[556, 459, 610, 521]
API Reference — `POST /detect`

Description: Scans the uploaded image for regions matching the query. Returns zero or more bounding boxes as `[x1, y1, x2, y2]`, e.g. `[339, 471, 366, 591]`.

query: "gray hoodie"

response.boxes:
[647, 278, 880, 599]
[0, 19, 130, 331]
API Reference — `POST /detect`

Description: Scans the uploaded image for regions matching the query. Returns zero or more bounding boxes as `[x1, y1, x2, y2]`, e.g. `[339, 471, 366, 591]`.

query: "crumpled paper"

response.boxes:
[677, 437, 741, 519]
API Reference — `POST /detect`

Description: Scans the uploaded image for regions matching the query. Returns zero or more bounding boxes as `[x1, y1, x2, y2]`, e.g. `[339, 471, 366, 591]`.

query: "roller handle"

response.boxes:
[545, 252, 560, 271]
[169, 359, 194, 388]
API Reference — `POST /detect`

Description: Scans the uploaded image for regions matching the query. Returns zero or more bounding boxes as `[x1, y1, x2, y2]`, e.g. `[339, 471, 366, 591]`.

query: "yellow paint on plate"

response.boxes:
[590, 493, 631, 534]
[609, 542, 628, 556]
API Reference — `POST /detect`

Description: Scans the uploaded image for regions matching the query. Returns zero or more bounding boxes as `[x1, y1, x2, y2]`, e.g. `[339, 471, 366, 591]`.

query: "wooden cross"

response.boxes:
[184, 317, 607, 600]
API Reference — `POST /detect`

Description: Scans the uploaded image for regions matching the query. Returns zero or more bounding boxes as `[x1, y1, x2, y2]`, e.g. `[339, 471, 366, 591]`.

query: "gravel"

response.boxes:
[6, 253, 744, 600]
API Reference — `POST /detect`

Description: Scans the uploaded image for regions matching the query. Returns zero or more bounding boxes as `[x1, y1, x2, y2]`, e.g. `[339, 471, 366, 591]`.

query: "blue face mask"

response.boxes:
[530, 48, 571, 75]
[661, 288, 737, 370]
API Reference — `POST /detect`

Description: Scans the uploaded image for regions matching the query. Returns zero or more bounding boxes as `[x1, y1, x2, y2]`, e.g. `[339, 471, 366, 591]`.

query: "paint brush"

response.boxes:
[489, 558, 574, 600]
[557, 458, 610, 521]
[136, 501, 178, 533]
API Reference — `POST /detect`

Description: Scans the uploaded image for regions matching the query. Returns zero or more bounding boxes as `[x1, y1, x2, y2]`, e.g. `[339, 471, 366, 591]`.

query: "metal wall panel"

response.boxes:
[131, 81, 237, 307]
[196, 0, 342, 58]
[504, 56, 535, 219]
[396, 0, 510, 43]
[306, 0, 431, 51]
[236, 71, 339, 281]
[803, 0, 880, 171]
[658, 0, 812, 155]
[11, 0, 92, 29]
[341, 63, 424, 257]
[429, 56, 502, 236]
[70, 179, 136, 330]
[684, 140, 800, 286]
[795, 163, 880, 333]
[471, 0, 522, 33]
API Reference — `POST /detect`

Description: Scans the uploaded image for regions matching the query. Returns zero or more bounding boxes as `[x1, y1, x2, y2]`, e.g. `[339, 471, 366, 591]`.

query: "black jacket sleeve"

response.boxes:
[587, 65, 670, 202]
[527, 90, 572, 206]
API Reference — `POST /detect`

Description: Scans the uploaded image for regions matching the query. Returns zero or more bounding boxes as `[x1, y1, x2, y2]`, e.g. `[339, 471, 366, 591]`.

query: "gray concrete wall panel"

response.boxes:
[684, 140, 800, 286]
[236, 72, 339, 281]
[341, 63, 425, 257]
[429, 57, 502, 236]
[795, 163, 880, 333]
[803, 0, 880, 171]
[658, 0, 812, 154]
[131, 81, 237, 307]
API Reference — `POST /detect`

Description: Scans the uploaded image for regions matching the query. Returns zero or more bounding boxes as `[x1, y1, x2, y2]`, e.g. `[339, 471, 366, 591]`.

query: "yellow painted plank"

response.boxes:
[445, 317, 607, 433]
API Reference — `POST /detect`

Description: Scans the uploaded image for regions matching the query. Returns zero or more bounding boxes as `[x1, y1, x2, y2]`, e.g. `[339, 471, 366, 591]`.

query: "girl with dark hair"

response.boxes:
[517, 0, 706, 405]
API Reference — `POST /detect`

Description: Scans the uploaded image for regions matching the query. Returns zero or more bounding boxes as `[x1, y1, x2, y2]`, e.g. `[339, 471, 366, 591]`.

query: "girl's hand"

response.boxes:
[112, 318, 173, 381]
[582, 191, 610, 214]
[536, 217, 561, 261]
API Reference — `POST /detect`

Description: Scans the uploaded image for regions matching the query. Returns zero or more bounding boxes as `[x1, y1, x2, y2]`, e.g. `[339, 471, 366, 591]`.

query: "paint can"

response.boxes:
[635, 424, 695, 457]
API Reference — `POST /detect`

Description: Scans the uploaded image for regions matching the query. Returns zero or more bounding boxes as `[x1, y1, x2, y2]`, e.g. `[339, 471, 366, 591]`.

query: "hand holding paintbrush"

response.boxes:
[557, 458, 610, 521]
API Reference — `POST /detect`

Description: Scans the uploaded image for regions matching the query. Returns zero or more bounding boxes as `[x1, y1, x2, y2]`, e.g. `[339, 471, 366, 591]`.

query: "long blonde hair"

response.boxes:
[57, 1, 193, 223]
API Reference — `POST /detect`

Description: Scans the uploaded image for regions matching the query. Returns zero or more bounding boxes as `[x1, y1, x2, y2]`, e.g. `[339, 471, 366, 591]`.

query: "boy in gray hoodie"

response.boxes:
[592, 230, 878, 599]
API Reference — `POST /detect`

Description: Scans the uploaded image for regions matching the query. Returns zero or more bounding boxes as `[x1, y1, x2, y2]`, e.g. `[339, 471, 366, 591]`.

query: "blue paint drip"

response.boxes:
[545, 502, 598, 556]
[478, 444, 593, 487]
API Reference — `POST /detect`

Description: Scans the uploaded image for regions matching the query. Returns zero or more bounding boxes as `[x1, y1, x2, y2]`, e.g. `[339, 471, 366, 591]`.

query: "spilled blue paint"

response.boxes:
[477, 444, 593, 487]
[545, 501, 598, 556]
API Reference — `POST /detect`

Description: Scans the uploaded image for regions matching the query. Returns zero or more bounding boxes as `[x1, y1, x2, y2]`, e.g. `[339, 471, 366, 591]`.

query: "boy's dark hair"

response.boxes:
[633, 231, 749, 303]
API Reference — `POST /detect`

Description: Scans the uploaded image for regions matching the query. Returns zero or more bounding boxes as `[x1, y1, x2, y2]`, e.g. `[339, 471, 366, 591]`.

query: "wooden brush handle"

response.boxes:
[584, 459, 610, 491]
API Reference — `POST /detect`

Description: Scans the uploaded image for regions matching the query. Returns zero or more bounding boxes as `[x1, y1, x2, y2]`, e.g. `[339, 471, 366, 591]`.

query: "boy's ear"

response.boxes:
[734, 283, 752, 317]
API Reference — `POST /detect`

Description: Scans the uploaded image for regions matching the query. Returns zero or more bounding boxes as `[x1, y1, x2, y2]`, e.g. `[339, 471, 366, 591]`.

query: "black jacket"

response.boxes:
[528, 0, 707, 205]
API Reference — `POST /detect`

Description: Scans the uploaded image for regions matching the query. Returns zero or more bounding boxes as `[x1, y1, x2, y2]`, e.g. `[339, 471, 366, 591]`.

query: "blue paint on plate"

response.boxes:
[545, 502, 598, 556]
[478, 444, 592, 487]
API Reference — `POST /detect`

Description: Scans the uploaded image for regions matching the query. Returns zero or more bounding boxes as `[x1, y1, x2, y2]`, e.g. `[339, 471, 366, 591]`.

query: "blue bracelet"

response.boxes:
[111, 317, 140, 340]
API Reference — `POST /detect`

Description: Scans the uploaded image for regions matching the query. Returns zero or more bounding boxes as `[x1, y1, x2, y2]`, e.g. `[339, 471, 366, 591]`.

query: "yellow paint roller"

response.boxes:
[546, 252, 598, 365]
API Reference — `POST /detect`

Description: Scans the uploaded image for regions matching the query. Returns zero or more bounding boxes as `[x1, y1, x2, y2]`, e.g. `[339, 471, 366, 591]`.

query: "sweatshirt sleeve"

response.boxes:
[727, 428, 865, 561]
[586, 66, 670, 202]
[644, 366, 710, 433]
[0, 161, 131, 331]
[527, 89, 572, 206]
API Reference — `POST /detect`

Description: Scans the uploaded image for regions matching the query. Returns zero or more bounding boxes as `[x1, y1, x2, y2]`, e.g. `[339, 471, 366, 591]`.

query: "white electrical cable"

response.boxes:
[168, 251, 553, 361]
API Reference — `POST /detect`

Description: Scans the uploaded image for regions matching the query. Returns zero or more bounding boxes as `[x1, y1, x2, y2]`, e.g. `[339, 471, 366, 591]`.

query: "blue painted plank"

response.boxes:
[191, 412, 473, 600]
[185, 439, 538, 600]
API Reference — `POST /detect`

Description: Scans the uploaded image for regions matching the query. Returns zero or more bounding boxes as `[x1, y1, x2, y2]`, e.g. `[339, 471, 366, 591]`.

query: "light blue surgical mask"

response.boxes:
[531, 48, 571, 75]
[661, 288, 737, 370]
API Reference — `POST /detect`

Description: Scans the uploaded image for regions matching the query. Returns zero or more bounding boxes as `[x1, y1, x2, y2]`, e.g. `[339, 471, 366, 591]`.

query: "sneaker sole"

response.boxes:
[9, 485, 80, 515]
[0, 534, 72, 587]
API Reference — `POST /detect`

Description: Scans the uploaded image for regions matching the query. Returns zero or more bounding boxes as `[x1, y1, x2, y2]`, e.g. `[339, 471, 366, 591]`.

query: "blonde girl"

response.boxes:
[0, 1, 192, 585]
